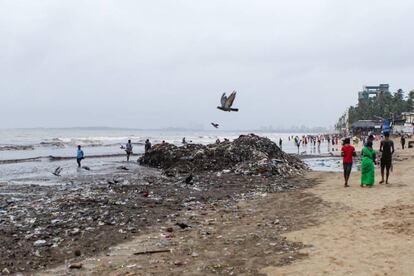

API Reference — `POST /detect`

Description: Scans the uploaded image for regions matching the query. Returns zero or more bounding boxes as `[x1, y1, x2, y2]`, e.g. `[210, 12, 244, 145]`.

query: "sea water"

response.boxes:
[0, 128, 342, 183]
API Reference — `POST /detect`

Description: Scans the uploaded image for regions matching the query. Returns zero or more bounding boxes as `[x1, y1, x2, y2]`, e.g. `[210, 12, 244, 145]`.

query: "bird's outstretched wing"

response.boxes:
[225, 91, 236, 108]
[220, 93, 227, 107]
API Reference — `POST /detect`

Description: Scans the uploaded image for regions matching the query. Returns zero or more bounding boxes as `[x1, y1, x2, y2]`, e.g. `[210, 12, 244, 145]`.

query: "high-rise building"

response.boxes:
[358, 84, 389, 100]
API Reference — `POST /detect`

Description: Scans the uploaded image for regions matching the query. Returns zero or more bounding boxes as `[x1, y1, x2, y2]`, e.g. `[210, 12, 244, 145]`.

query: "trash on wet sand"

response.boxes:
[139, 134, 307, 177]
[68, 263, 83, 269]
[33, 240, 47, 247]
[176, 222, 191, 229]
[133, 249, 171, 255]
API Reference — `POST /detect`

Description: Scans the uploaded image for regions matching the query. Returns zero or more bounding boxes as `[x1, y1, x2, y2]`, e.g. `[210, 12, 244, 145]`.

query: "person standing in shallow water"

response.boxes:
[279, 138, 283, 150]
[360, 141, 376, 187]
[145, 139, 152, 153]
[379, 132, 394, 184]
[341, 138, 356, 187]
[76, 145, 84, 168]
[125, 139, 133, 162]
[294, 136, 301, 154]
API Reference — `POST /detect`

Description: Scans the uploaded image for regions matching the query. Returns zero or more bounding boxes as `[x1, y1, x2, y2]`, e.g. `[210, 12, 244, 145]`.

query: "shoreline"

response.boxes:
[0, 159, 310, 274]
[0, 153, 141, 164]
[1, 137, 411, 274]
[41, 146, 413, 275]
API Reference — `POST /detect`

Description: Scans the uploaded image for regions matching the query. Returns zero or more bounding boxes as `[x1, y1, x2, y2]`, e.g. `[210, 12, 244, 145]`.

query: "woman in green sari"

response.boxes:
[361, 141, 376, 187]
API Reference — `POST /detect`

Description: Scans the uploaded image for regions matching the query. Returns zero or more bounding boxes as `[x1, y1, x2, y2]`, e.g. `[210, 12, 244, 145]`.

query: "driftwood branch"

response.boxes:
[133, 249, 171, 255]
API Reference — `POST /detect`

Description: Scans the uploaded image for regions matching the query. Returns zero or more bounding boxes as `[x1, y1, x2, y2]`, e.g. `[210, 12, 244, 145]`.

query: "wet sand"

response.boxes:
[42, 175, 323, 275]
[1, 138, 413, 275]
[0, 162, 310, 275]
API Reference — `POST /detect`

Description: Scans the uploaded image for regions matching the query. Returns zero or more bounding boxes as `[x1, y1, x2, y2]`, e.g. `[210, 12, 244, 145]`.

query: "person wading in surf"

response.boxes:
[125, 139, 133, 162]
[76, 145, 84, 168]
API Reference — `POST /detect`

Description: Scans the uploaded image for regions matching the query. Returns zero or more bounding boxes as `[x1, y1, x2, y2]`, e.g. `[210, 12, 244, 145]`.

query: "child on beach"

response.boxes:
[341, 138, 356, 187]
[76, 145, 84, 168]
[401, 135, 406, 150]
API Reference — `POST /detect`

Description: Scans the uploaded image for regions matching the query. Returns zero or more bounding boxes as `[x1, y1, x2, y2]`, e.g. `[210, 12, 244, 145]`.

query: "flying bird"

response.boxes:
[217, 91, 239, 112]
[211, 123, 219, 128]
[52, 167, 63, 177]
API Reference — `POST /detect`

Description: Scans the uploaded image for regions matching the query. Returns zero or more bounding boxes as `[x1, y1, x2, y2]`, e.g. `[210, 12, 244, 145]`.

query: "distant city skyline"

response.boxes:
[0, 125, 331, 133]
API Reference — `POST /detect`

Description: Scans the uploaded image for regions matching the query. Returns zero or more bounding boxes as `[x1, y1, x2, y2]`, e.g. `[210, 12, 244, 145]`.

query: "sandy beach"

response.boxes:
[23, 140, 410, 275]
[3, 1, 414, 274]
[0, 136, 412, 275]
[0, 134, 311, 274]
[262, 143, 414, 275]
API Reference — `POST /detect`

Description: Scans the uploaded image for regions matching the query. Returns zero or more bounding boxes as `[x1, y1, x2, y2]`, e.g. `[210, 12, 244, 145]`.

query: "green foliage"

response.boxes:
[346, 89, 414, 125]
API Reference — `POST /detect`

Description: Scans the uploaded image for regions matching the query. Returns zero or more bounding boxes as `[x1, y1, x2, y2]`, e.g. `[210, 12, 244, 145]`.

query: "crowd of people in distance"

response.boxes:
[73, 133, 407, 187]
[287, 134, 343, 154]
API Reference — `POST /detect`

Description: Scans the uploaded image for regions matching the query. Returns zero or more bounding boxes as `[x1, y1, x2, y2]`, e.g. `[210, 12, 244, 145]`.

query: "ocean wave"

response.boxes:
[0, 157, 41, 164]
[39, 138, 106, 148]
[63, 136, 140, 143]
[0, 153, 140, 165]
[39, 138, 66, 148]
[48, 153, 138, 161]
[0, 145, 35, 151]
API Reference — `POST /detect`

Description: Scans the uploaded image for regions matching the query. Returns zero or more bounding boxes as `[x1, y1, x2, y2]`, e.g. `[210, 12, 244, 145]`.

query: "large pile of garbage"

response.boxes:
[139, 134, 307, 177]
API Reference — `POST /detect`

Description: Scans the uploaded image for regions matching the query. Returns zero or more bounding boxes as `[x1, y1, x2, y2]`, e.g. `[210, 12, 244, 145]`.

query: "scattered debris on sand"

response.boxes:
[0, 134, 312, 274]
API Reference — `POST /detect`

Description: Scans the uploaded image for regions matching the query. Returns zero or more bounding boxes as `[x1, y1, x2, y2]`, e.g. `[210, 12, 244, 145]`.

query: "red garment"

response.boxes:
[341, 145, 355, 164]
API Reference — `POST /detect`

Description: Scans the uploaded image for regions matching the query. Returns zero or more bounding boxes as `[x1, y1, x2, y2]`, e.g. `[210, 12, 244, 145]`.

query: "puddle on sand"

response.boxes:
[304, 157, 360, 172]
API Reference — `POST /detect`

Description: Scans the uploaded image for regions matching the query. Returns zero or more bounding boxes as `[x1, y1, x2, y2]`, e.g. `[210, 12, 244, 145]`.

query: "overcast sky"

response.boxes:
[1, 0, 413, 130]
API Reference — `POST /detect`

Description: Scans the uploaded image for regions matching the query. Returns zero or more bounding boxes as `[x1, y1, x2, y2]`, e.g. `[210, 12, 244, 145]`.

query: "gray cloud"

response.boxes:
[1, 0, 413, 129]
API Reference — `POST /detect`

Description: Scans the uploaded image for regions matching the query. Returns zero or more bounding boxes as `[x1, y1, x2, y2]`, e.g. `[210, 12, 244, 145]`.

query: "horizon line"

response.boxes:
[0, 126, 333, 132]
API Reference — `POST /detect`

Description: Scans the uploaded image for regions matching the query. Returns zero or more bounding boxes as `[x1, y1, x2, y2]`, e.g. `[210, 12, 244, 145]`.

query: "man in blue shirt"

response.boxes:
[76, 145, 84, 168]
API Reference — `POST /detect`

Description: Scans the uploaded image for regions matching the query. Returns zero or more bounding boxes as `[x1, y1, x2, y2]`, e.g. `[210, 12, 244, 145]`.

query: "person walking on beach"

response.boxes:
[145, 139, 152, 153]
[76, 145, 84, 168]
[361, 141, 376, 187]
[379, 132, 395, 184]
[365, 134, 375, 146]
[401, 135, 406, 150]
[341, 138, 356, 187]
[279, 138, 283, 150]
[125, 139, 133, 162]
